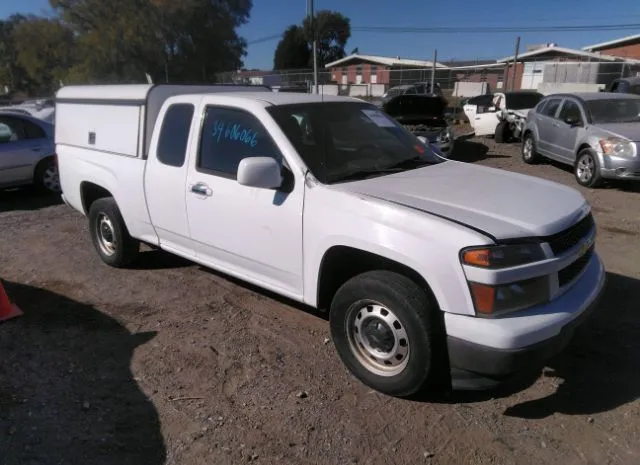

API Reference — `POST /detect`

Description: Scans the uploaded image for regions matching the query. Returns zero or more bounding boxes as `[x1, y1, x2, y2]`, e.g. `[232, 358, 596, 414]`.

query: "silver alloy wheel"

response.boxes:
[96, 214, 117, 256]
[42, 165, 60, 192]
[577, 154, 595, 183]
[346, 301, 410, 377]
[523, 138, 533, 160]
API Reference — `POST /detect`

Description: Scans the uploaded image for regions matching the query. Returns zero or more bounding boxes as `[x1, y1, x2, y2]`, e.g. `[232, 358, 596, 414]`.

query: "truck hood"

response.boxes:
[338, 161, 588, 240]
[592, 122, 640, 142]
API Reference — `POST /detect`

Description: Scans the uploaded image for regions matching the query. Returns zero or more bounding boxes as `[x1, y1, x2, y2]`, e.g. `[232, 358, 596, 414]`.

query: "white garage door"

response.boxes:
[521, 62, 547, 90]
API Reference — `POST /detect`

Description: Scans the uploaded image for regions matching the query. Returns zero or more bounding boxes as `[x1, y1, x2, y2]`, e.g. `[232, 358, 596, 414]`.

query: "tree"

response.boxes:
[273, 10, 350, 71]
[49, 0, 252, 84]
[303, 10, 350, 67]
[273, 25, 310, 70]
[0, 15, 30, 96]
[12, 16, 77, 95]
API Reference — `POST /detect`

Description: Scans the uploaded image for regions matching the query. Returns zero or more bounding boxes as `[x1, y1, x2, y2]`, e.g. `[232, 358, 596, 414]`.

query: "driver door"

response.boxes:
[473, 94, 502, 136]
[184, 101, 304, 299]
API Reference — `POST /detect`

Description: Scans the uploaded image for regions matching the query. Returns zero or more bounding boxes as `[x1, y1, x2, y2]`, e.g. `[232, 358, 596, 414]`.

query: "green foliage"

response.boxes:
[0, 0, 253, 95]
[273, 10, 351, 71]
[273, 25, 310, 70]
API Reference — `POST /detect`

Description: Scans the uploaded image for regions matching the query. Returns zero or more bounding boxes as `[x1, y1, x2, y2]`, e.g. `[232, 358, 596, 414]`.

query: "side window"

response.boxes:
[156, 103, 194, 167]
[536, 100, 548, 114]
[558, 100, 583, 124]
[540, 98, 562, 118]
[0, 116, 25, 141]
[198, 107, 282, 178]
[22, 119, 46, 139]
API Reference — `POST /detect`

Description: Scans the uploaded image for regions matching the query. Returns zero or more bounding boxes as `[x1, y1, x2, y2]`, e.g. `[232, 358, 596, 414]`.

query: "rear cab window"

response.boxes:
[157, 103, 195, 167]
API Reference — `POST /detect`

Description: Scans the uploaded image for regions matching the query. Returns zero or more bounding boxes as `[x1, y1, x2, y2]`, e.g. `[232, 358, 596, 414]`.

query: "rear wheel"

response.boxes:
[329, 270, 443, 397]
[88, 197, 140, 267]
[575, 149, 603, 188]
[34, 157, 60, 193]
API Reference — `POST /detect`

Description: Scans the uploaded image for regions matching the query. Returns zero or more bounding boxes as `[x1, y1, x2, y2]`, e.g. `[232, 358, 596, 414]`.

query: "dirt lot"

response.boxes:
[1, 136, 639, 465]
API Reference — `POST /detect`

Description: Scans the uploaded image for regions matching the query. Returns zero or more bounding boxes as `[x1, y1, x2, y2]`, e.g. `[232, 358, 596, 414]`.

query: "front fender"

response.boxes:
[302, 185, 493, 316]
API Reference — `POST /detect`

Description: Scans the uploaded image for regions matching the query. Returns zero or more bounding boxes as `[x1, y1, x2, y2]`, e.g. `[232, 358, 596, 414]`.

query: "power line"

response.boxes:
[353, 23, 640, 33]
[246, 22, 640, 45]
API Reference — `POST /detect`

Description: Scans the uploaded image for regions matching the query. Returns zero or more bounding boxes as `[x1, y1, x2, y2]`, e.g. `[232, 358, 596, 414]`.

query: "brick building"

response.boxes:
[497, 44, 634, 90]
[325, 53, 447, 85]
[582, 33, 640, 60]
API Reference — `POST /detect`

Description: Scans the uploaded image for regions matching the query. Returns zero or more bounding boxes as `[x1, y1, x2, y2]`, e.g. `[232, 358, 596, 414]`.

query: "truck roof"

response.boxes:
[201, 92, 360, 106]
[55, 84, 360, 106]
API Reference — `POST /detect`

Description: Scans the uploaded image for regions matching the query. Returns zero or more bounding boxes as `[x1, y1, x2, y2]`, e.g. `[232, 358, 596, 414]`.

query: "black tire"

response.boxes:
[522, 133, 542, 164]
[329, 270, 443, 397]
[34, 157, 61, 193]
[494, 121, 511, 143]
[575, 148, 603, 188]
[88, 197, 140, 267]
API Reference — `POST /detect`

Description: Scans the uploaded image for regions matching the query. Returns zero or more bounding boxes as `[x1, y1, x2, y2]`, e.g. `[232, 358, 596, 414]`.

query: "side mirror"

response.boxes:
[0, 123, 12, 143]
[237, 157, 283, 189]
[565, 117, 581, 127]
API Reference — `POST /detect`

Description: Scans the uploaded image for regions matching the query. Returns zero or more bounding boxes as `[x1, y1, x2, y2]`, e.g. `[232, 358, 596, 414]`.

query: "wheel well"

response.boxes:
[316, 246, 436, 312]
[32, 155, 55, 180]
[576, 143, 593, 164]
[80, 182, 112, 215]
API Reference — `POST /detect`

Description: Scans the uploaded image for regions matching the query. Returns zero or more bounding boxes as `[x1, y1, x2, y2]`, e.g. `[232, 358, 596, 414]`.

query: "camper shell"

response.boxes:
[55, 84, 271, 159]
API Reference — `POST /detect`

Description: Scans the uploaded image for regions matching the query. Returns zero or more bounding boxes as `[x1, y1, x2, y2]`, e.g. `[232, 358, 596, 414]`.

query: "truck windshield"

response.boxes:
[267, 102, 445, 184]
[586, 98, 640, 124]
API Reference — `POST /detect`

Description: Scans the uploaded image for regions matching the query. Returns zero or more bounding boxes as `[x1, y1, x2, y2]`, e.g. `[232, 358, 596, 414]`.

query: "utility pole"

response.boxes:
[431, 49, 437, 94]
[308, 0, 319, 93]
[510, 36, 520, 91]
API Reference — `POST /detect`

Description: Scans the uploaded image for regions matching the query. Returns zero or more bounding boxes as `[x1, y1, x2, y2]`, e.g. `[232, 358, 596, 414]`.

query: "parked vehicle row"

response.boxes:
[55, 84, 603, 397]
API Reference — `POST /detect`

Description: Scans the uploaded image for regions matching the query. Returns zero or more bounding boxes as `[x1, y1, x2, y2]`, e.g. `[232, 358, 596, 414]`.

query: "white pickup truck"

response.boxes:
[55, 84, 605, 397]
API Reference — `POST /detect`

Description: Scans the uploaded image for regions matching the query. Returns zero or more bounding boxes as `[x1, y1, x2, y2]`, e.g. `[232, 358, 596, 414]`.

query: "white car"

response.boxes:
[55, 84, 605, 397]
[469, 91, 543, 140]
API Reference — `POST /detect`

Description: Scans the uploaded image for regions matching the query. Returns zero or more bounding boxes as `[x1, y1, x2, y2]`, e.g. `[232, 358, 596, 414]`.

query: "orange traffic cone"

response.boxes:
[0, 280, 22, 322]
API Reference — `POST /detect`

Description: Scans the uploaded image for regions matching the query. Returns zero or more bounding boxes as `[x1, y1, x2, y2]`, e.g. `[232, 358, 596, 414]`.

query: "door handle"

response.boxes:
[190, 182, 212, 196]
[552, 122, 560, 127]
[30, 146, 42, 152]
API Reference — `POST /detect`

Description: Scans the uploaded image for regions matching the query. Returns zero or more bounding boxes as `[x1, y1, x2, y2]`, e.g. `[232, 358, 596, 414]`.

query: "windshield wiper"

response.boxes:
[330, 156, 433, 183]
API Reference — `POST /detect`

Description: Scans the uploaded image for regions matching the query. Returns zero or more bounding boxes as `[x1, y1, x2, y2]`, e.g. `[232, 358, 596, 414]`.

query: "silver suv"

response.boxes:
[522, 92, 640, 188]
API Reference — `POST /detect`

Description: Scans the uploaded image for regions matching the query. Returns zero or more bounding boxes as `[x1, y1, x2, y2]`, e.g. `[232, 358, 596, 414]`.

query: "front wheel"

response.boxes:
[329, 270, 442, 397]
[575, 149, 603, 188]
[88, 197, 140, 267]
[522, 134, 541, 164]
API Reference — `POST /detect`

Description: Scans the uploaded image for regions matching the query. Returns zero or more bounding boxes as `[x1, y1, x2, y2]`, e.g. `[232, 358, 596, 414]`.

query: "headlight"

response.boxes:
[461, 244, 548, 316]
[468, 277, 549, 316]
[599, 137, 635, 157]
[460, 243, 545, 269]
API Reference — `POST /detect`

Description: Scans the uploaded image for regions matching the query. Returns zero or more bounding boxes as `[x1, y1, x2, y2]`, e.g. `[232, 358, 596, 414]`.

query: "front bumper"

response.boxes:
[446, 252, 605, 384]
[600, 154, 640, 180]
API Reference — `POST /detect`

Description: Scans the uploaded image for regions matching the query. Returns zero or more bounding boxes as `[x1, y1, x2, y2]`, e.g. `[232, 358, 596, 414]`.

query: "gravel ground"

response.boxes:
[1, 135, 639, 465]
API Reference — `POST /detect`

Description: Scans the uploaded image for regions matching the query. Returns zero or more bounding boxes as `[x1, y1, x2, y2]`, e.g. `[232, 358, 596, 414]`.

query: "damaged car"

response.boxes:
[382, 93, 454, 157]
[472, 90, 543, 143]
